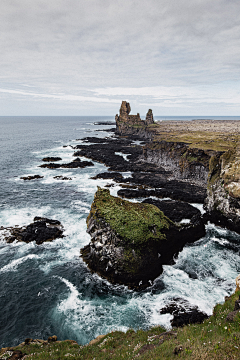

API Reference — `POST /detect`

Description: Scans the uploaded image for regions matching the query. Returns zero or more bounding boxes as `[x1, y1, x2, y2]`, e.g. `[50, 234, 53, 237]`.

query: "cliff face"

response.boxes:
[140, 141, 214, 185]
[81, 187, 205, 289]
[204, 147, 240, 232]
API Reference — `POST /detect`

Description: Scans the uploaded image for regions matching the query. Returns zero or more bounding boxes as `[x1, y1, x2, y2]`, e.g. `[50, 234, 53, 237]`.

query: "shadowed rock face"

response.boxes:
[81, 188, 205, 290]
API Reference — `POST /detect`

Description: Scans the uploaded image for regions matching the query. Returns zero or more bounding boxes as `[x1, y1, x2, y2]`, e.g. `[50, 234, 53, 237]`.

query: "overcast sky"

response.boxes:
[1, 0, 240, 116]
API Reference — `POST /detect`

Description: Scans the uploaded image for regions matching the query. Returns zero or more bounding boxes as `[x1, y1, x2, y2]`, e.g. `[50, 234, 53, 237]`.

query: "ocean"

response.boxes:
[0, 115, 240, 348]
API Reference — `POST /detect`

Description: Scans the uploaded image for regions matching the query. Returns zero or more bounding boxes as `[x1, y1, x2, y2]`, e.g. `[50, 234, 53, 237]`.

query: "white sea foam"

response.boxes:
[0, 254, 40, 273]
[191, 203, 205, 214]
[115, 152, 131, 161]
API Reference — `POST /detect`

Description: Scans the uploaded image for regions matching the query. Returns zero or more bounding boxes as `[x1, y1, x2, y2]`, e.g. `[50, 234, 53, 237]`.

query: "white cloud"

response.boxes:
[1, 0, 240, 114]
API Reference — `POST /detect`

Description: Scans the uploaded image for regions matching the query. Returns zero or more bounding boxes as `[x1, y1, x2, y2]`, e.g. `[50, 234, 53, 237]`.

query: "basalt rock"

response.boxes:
[53, 175, 72, 180]
[20, 175, 44, 181]
[81, 187, 206, 290]
[141, 199, 202, 223]
[39, 157, 94, 169]
[90, 172, 124, 181]
[1, 217, 64, 245]
[204, 148, 240, 234]
[118, 180, 207, 203]
[42, 157, 62, 162]
[140, 141, 212, 185]
[94, 121, 116, 125]
[160, 297, 209, 327]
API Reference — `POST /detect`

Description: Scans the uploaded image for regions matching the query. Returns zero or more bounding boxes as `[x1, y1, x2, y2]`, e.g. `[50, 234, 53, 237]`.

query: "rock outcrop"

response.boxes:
[81, 187, 205, 290]
[115, 101, 155, 138]
[204, 147, 240, 233]
[1, 217, 64, 245]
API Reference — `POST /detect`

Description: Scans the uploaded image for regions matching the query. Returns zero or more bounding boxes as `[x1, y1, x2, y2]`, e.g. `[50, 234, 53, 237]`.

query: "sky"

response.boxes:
[1, 0, 240, 116]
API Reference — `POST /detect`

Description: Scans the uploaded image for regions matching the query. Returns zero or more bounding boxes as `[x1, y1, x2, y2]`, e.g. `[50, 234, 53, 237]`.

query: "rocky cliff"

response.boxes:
[140, 141, 214, 185]
[81, 187, 205, 289]
[114, 102, 240, 232]
[204, 146, 240, 232]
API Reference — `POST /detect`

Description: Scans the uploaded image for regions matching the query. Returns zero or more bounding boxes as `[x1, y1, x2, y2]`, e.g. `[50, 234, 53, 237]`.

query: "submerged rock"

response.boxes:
[20, 175, 44, 181]
[1, 217, 64, 245]
[80, 187, 205, 290]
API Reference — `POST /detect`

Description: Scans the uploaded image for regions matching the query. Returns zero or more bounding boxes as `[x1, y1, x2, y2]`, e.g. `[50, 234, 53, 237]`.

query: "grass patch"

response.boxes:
[87, 187, 173, 247]
[4, 289, 240, 359]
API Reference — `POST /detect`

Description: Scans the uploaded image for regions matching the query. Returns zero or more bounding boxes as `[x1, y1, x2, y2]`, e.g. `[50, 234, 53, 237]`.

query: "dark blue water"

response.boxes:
[0, 116, 240, 348]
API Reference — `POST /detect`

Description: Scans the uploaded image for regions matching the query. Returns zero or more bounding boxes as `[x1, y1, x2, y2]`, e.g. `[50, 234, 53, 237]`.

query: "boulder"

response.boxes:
[2, 217, 64, 245]
[160, 297, 209, 327]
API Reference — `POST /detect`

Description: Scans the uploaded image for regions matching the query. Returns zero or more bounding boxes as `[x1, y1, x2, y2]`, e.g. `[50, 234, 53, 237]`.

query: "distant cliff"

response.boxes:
[114, 101, 240, 233]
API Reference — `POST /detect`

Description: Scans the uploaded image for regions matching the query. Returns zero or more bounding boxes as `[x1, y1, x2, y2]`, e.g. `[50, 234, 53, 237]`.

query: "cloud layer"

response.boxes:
[1, 0, 240, 115]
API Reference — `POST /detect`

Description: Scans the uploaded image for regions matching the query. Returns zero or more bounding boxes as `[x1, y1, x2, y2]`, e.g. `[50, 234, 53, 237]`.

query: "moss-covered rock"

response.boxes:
[81, 188, 205, 290]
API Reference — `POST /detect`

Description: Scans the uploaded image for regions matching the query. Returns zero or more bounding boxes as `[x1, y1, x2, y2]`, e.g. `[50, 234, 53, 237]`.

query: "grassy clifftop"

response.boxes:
[2, 289, 240, 359]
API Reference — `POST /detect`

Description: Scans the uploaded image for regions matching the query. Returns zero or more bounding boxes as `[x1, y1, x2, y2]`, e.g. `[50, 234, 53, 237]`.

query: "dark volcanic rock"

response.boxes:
[2, 217, 64, 245]
[53, 175, 72, 180]
[20, 175, 44, 181]
[160, 298, 209, 327]
[203, 210, 240, 234]
[42, 157, 62, 162]
[39, 157, 94, 169]
[141, 199, 201, 223]
[94, 121, 116, 125]
[118, 180, 206, 203]
[90, 172, 123, 181]
[81, 188, 206, 290]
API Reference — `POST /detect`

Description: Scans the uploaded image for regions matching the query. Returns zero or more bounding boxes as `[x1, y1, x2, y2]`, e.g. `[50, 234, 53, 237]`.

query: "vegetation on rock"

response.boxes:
[87, 187, 173, 247]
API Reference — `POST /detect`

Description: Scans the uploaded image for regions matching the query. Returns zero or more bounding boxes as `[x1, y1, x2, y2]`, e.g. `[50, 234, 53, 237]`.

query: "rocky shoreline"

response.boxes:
[2, 102, 240, 354]
[78, 101, 240, 294]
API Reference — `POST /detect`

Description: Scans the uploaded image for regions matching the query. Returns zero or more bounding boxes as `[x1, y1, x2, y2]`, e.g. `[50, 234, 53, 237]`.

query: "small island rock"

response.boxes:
[80, 187, 205, 290]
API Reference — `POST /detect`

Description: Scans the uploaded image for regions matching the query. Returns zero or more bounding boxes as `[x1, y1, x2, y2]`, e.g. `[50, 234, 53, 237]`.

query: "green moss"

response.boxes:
[87, 187, 173, 247]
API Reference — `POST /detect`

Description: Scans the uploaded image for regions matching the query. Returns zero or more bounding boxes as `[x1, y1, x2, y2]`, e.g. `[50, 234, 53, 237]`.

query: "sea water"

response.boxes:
[0, 116, 240, 347]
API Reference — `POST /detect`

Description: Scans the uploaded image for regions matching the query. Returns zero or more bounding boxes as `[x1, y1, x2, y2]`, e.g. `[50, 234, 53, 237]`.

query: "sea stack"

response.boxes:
[81, 187, 205, 290]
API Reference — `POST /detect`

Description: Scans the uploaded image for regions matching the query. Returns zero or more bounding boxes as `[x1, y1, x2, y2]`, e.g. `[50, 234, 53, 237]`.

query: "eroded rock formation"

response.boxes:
[115, 101, 154, 138]
[81, 187, 205, 289]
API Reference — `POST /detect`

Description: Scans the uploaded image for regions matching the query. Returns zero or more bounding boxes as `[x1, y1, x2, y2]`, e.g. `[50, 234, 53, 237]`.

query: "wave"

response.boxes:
[0, 254, 40, 273]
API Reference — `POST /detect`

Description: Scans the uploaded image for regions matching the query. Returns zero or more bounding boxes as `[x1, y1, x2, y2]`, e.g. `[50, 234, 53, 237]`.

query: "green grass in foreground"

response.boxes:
[2, 289, 240, 359]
